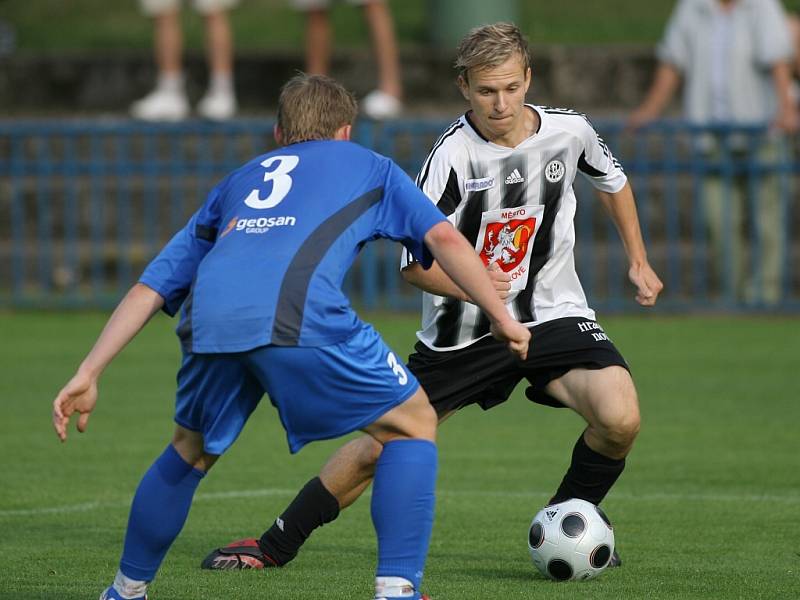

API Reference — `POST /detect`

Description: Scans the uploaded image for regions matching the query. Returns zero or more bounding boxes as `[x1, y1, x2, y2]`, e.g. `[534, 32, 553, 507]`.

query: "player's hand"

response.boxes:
[490, 318, 531, 361]
[52, 371, 98, 442]
[628, 262, 663, 307]
[487, 262, 513, 302]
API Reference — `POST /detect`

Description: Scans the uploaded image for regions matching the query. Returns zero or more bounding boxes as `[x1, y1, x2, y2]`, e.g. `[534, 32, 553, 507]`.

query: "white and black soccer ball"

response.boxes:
[527, 498, 615, 581]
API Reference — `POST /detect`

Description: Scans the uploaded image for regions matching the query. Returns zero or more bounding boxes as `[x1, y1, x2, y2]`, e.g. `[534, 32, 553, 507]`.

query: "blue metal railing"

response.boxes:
[1, 118, 797, 311]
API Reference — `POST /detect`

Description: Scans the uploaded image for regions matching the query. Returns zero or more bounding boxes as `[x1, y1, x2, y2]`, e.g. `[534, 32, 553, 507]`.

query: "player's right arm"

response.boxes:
[379, 160, 527, 357]
[401, 129, 512, 302]
[402, 260, 512, 303]
[52, 283, 164, 442]
[423, 221, 529, 359]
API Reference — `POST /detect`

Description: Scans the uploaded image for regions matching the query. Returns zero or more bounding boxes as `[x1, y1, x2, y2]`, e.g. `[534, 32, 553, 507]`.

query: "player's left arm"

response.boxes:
[52, 283, 164, 442]
[595, 182, 663, 307]
[139, 176, 230, 315]
[576, 116, 663, 306]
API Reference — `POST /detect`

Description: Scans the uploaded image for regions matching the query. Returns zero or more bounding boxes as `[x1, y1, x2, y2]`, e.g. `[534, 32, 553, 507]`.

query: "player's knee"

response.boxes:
[601, 411, 640, 454]
[171, 425, 218, 472]
[607, 372, 640, 447]
[354, 435, 383, 470]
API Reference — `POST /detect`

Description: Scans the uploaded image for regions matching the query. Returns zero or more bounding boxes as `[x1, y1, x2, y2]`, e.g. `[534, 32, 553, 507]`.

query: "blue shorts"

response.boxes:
[174, 323, 420, 454]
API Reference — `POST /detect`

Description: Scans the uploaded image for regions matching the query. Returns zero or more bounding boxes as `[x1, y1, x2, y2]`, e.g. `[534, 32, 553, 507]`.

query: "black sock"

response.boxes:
[549, 433, 626, 506]
[258, 477, 340, 566]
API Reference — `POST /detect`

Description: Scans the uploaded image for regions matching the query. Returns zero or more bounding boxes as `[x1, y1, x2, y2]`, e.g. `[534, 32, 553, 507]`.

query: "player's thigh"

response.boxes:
[244, 324, 421, 453]
[545, 366, 639, 435]
[174, 351, 264, 456]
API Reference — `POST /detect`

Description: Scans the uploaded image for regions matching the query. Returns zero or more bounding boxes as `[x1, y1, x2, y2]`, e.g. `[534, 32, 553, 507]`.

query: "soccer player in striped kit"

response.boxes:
[203, 22, 663, 579]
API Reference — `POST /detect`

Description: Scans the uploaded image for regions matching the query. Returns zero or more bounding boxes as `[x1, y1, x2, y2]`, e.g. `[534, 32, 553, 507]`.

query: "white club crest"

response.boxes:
[545, 159, 565, 183]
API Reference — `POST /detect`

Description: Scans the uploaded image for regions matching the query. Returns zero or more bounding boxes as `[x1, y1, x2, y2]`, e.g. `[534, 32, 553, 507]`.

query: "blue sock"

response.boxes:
[118, 444, 205, 581]
[371, 439, 437, 595]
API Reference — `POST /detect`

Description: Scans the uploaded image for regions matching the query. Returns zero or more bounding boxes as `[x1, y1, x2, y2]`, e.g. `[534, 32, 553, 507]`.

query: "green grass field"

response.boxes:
[1, 311, 799, 599]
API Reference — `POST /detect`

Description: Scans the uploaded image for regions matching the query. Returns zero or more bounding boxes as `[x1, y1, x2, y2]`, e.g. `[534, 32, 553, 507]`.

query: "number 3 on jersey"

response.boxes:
[386, 352, 408, 385]
[244, 155, 299, 209]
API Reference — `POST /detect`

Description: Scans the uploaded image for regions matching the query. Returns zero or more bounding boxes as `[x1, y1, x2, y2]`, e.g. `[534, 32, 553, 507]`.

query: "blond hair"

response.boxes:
[454, 22, 531, 82]
[277, 74, 358, 145]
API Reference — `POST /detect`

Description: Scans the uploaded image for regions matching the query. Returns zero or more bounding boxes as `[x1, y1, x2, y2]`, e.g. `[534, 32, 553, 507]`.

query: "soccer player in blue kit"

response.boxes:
[51, 74, 530, 600]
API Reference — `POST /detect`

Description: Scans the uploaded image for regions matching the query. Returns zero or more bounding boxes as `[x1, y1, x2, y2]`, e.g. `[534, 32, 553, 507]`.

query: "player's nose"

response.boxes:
[494, 91, 510, 111]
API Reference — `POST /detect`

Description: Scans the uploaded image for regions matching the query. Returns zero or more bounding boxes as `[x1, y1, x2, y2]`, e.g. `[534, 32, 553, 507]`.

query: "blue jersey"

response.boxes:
[139, 140, 445, 353]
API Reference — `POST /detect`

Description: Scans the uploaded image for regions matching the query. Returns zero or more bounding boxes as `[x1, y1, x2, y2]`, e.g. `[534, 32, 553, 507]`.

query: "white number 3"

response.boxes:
[244, 155, 300, 209]
[386, 352, 408, 385]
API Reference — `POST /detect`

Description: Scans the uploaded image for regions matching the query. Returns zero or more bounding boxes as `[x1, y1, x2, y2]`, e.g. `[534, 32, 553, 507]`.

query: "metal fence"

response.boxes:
[1, 118, 797, 312]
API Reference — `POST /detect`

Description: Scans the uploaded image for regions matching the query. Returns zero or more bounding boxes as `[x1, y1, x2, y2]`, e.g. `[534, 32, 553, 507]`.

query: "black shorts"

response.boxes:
[406, 317, 629, 416]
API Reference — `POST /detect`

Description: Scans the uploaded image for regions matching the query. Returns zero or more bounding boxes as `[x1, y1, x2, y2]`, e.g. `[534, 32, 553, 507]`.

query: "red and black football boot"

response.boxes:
[201, 538, 279, 570]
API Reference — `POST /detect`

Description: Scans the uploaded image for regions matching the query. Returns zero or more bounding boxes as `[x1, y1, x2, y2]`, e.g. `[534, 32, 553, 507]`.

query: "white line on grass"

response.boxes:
[0, 488, 299, 518]
[2, 487, 798, 520]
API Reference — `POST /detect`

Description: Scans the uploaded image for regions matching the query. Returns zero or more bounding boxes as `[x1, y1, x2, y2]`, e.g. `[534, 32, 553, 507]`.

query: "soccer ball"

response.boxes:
[527, 498, 615, 581]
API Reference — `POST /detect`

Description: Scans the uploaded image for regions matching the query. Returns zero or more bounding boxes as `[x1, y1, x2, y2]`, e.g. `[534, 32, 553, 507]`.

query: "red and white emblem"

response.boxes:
[476, 205, 544, 293]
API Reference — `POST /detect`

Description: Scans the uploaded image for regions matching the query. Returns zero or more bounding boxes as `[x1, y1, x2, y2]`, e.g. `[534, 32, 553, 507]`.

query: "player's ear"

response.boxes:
[273, 124, 284, 146]
[333, 124, 352, 141]
[524, 67, 532, 93]
[457, 75, 470, 101]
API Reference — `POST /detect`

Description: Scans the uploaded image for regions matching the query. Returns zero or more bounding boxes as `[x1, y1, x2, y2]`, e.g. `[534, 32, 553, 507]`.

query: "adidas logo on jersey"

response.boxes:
[505, 169, 525, 185]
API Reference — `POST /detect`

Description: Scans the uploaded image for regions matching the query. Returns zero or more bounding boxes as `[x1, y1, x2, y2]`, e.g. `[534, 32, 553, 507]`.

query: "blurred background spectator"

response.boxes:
[292, 0, 403, 119]
[628, 0, 798, 305]
[131, 0, 238, 121]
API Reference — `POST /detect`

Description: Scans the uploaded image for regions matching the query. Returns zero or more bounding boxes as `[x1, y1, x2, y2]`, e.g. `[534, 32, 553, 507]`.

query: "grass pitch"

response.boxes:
[1, 311, 798, 599]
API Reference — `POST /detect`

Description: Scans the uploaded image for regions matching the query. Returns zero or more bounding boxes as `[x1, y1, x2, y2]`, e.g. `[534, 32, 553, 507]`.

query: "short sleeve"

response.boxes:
[656, 0, 693, 70]
[377, 161, 447, 270]
[576, 118, 628, 194]
[138, 183, 225, 316]
[752, 0, 793, 66]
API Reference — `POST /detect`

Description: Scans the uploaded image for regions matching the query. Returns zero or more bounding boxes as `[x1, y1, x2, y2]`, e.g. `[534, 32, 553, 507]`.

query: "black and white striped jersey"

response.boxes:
[401, 105, 627, 351]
